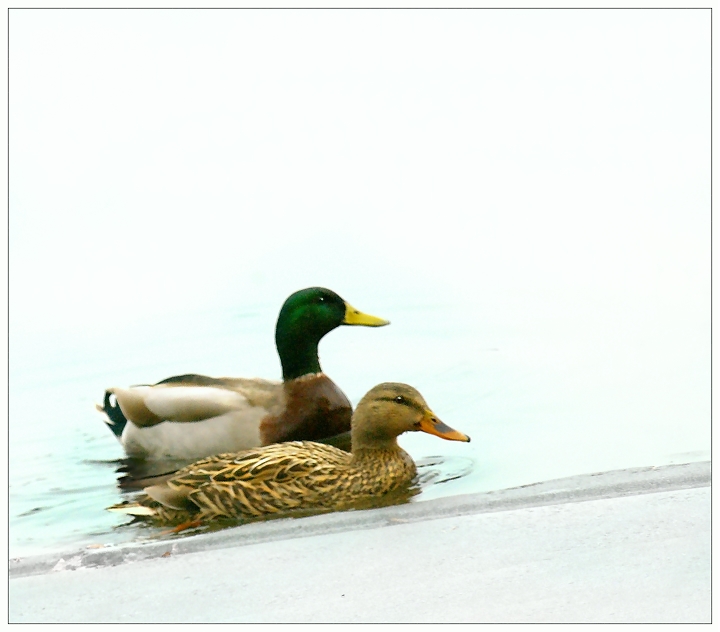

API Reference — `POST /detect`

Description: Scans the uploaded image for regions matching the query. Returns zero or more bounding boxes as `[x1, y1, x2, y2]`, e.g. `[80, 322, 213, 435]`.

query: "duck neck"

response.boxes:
[350, 433, 401, 454]
[276, 329, 323, 381]
[350, 441, 412, 471]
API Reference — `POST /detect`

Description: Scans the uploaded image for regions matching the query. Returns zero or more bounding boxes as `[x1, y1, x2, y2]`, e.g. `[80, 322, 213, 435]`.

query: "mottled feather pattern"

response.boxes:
[122, 441, 418, 524]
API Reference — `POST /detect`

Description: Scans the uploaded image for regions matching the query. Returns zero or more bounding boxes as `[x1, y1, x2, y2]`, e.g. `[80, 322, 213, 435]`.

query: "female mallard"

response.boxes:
[97, 287, 389, 461]
[108, 382, 470, 525]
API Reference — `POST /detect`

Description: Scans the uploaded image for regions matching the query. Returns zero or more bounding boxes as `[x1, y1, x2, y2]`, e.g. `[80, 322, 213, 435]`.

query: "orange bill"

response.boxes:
[418, 411, 471, 442]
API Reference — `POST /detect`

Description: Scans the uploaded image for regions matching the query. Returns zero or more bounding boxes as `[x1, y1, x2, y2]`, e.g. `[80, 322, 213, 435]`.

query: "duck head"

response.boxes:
[351, 382, 471, 451]
[275, 287, 389, 380]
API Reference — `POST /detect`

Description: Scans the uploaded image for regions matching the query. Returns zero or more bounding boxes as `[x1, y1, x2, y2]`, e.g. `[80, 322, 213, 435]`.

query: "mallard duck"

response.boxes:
[108, 382, 470, 525]
[97, 287, 389, 461]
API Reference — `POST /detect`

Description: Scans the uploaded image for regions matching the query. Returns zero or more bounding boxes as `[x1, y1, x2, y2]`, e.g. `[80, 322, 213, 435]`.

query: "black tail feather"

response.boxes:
[100, 390, 128, 439]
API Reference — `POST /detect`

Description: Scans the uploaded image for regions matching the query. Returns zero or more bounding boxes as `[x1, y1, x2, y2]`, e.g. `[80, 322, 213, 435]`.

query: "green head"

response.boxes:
[275, 287, 389, 380]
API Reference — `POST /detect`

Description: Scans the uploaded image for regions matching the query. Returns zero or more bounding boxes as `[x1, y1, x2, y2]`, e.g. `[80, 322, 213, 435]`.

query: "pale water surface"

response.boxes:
[9, 277, 709, 557]
[9, 9, 710, 558]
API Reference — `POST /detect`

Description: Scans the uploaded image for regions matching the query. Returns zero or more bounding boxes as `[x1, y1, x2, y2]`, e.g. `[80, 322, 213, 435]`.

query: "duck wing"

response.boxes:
[106, 375, 283, 428]
[145, 442, 351, 518]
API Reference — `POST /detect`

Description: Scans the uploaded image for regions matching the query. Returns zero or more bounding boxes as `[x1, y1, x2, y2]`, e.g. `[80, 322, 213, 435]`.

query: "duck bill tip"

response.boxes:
[419, 415, 471, 443]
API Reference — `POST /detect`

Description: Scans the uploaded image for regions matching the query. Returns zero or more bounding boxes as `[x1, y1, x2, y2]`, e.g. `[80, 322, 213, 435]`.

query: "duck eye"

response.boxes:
[317, 296, 325, 303]
[394, 396, 405, 404]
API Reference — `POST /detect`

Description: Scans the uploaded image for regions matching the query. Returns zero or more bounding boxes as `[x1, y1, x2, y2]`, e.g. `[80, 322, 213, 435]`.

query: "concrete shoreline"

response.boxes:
[9, 461, 711, 623]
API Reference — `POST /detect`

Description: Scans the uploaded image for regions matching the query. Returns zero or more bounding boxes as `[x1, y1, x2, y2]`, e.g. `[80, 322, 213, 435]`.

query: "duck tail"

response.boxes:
[96, 390, 128, 439]
[118, 470, 178, 491]
[106, 502, 157, 517]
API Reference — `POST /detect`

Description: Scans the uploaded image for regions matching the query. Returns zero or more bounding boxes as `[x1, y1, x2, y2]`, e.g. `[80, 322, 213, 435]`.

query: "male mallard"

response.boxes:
[108, 382, 470, 525]
[97, 287, 389, 461]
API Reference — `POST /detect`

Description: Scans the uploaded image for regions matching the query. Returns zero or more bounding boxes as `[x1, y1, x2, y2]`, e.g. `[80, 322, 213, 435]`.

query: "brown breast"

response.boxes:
[258, 373, 352, 445]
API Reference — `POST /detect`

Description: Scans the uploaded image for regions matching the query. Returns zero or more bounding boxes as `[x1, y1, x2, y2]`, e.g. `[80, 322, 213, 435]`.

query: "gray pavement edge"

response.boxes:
[9, 460, 711, 579]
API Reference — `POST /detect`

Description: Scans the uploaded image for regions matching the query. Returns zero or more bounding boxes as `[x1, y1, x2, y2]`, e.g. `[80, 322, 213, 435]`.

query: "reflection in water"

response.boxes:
[416, 456, 476, 487]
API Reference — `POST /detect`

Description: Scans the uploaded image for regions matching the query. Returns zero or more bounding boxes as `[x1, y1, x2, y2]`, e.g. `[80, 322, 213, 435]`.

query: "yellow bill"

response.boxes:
[343, 302, 390, 327]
